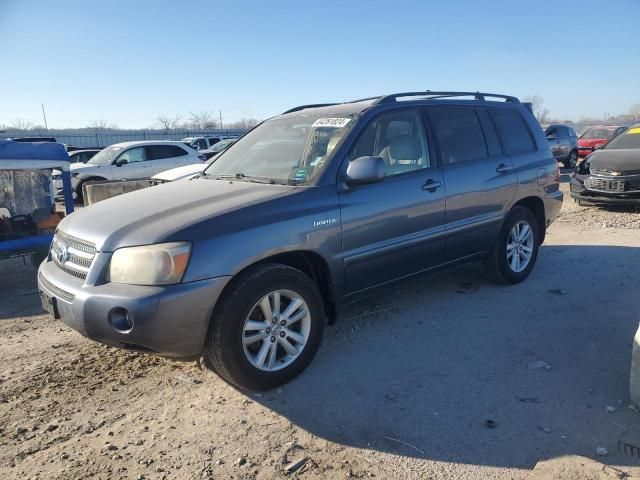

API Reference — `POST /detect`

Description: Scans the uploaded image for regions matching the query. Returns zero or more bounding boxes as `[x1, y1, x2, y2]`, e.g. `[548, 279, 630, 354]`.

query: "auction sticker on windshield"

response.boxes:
[312, 118, 351, 128]
[627, 128, 640, 135]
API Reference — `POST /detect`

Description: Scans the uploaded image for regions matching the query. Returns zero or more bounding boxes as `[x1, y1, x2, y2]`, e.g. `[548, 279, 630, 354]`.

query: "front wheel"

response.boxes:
[484, 206, 540, 284]
[204, 263, 325, 390]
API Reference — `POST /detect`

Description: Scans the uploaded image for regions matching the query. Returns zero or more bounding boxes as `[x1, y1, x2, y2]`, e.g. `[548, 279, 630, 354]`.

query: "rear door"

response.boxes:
[426, 106, 517, 260]
[148, 144, 193, 174]
[339, 108, 446, 294]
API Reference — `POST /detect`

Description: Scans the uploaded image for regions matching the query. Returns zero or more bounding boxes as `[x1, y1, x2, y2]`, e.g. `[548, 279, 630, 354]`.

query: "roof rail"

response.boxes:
[374, 91, 520, 105]
[282, 103, 339, 114]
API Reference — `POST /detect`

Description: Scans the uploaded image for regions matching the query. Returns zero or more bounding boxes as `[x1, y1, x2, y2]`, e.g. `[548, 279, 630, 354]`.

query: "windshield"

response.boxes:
[86, 145, 124, 165]
[210, 139, 235, 153]
[203, 115, 353, 185]
[581, 128, 618, 140]
[604, 127, 640, 150]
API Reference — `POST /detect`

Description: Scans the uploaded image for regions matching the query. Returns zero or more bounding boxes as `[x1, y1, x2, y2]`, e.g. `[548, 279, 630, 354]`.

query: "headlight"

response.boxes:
[109, 242, 191, 285]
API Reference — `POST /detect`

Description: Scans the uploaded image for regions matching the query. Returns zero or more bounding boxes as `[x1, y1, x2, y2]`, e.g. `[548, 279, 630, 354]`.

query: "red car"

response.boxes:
[578, 125, 627, 157]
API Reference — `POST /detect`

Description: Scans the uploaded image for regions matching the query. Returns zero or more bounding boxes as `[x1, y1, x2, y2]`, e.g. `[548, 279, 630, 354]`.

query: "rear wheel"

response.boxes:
[485, 206, 540, 284]
[203, 263, 325, 390]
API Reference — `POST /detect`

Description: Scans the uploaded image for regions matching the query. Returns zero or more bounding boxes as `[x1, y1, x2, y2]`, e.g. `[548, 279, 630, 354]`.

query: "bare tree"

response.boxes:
[225, 118, 260, 130]
[156, 114, 182, 130]
[9, 118, 34, 130]
[523, 95, 550, 123]
[90, 119, 118, 132]
[187, 111, 217, 130]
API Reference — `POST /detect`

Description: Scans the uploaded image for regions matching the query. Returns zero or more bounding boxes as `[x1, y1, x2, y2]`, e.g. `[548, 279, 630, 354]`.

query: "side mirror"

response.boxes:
[116, 158, 128, 166]
[345, 156, 385, 186]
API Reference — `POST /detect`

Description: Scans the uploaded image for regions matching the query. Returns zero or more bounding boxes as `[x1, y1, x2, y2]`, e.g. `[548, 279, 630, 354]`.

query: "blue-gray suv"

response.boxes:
[38, 91, 563, 390]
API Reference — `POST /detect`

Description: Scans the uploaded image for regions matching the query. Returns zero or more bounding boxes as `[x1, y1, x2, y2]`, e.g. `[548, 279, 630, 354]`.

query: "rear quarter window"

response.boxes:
[490, 108, 536, 154]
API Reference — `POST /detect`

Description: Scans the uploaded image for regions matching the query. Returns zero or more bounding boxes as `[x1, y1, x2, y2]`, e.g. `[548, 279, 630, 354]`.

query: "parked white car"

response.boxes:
[53, 141, 204, 200]
[151, 162, 207, 184]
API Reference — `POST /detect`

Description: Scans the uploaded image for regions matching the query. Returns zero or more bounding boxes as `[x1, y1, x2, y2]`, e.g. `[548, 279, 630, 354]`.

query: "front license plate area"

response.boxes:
[40, 291, 60, 320]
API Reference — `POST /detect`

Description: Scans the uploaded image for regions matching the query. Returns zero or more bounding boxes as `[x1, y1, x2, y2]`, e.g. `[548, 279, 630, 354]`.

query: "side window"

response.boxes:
[195, 139, 207, 149]
[208, 137, 220, 146]
[117, 147, 147, 164]
[428, 107, 488, 165]
[476, 109, 502, 156]
[348, 109, 431, 176]
[491, 108, 536, 154]
[148, 145, 188, 159]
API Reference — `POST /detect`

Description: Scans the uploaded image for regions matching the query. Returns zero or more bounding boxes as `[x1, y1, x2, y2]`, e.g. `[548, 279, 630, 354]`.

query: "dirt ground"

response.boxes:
[1, 178, 640, 480]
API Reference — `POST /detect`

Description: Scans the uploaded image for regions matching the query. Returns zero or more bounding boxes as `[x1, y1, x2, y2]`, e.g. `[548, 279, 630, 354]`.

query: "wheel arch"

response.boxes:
[512, 196, 546, 243]
[217, 250, 337, 325]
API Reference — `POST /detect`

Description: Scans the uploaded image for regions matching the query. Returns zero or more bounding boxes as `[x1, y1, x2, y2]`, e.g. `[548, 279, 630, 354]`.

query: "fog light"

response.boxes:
[109, 307, 133, 333]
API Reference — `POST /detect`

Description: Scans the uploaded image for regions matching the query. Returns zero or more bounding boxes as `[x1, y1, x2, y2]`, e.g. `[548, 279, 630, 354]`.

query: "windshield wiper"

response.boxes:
[206, 173, 276, 184]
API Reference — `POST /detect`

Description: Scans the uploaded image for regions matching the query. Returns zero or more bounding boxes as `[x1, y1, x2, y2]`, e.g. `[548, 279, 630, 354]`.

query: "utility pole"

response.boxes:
[219, 110, 223, 132]
[41, 103, 49, 130]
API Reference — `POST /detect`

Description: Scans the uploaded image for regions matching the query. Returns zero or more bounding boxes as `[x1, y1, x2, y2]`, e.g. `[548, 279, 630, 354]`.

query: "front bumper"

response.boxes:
[37, 258, 230, 358]
[578, 148, 592, 157]
[570, 175, 640, 207]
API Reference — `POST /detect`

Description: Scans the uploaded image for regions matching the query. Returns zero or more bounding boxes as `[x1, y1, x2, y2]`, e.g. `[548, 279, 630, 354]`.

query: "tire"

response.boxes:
[564, 150, 578, 169]
[484, 206, 540, 284]
[203, 263, 325, 390]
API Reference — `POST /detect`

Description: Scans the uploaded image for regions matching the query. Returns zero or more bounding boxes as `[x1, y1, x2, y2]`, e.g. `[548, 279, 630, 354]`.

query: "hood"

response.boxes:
[70, 162, 104, 172]
[152, 162, 205, 182]
[588, 149, 640, 175]
[57, 178, 297, 251]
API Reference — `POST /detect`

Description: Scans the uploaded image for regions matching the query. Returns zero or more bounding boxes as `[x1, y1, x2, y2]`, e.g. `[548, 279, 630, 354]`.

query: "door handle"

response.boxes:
[496, 163, 512, 174]
[421, 179, 442, 191]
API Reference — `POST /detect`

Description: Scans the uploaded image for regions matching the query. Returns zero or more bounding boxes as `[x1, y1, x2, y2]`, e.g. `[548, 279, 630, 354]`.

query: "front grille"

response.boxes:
[51, 230, 96, 280]
[585, 176, 640, 193]
[38, 272, 75, 303]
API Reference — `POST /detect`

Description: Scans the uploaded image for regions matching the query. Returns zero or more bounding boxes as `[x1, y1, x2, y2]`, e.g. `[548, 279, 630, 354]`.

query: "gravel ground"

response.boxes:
[1, 179, 640, 479]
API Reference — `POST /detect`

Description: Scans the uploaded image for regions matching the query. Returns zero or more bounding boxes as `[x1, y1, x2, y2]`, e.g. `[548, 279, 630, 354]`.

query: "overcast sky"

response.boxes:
[1, 0, 639, 128]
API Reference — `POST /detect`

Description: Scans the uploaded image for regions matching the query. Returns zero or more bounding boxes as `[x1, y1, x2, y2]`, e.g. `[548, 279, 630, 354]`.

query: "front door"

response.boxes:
[339, 108, 446, 294]
[113, 146, 153, 179]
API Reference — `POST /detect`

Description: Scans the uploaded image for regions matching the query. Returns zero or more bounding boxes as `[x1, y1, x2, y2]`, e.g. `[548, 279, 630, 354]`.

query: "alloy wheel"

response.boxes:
[506, 221, 534, 273]
[242, 289, 311, 372]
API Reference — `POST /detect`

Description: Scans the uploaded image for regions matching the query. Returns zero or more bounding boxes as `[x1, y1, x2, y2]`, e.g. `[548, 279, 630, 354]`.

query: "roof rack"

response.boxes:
[282, 103, 339, 114]
[281, 91, 520, 115]
[374, 91, 520, 105]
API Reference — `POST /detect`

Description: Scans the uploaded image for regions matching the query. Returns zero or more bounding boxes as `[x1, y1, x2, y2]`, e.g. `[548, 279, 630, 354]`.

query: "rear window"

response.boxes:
[581, 128, 619, 140]
[148, 144, 188, 159]
[491, 108, 535, 154]
[428, 107, 488, 164]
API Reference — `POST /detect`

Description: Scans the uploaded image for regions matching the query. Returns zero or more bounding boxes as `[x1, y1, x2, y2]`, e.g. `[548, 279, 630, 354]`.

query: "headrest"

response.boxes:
[389, 135, 421, 160]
